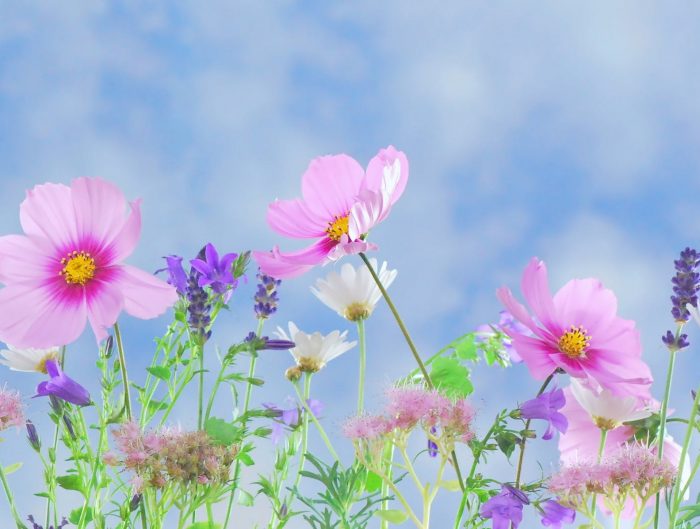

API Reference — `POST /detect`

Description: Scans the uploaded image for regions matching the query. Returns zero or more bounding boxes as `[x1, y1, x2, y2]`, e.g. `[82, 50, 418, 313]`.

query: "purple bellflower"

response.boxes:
[264, 398, 324, 444]
[540, 500, 575, 528]
[156, 255, 188, 296]
[480, 484, 528, 529]
[191, 243, 238, 295]
[35, 359, 91, 406]
[475, 310, 531, 363]
[519, 387, 567, 441]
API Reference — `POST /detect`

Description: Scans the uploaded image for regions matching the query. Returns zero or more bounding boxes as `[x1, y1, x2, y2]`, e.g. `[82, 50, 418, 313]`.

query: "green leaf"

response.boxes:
[495, 431, 519, 459]
[185, 523, 222, 529]
[69, 506, 93, 524]
[146, 399, 169, 414]
[430, 357, 473, 398]
[453, 335, 478, 361]
[34, 492, 50, 499]
[204, 417, 241, 447]
[238, 452, 254, 466]
[3, 462, 22, 475]
[365, 470, 382, 493]
[237, 489, 255, 506]
[57, 474, 83, 494]
[374, 510, 409, 524]
[146, 366, 171, 381]
[439, 480, 462, 492]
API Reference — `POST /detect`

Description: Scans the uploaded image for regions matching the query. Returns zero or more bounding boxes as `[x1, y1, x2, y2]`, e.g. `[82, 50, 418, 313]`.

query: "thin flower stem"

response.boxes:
[292, 374, 313, 492]
[197, 341, 205, 430]
[678, 454, 700, 503]
[114, 322, 133, 420]
[589, 428, 609, 521]
[359, 252, 465, 489]
[357, 319, 367, 413]
[514, 371, 556, 488]
[0, 461, 27, 529]
[370, 461, 423, 528]
[653, 338, 679, 529]
[293, 381, 342, 465]
[399, 445, 426, 493]
[669, 381, 700, 526]
[380, 441, 395, 529]
[222, 319, 266, 529]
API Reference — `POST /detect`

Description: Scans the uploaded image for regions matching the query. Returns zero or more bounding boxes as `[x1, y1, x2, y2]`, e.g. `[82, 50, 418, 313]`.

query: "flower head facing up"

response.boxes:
[253, 146, 408, 278]
[480, 485, 528, 529]
[311, 259, 397, 321]
[190, 243, 239, 295]
[254, 271, 281, 319]
[0, 344, 59, 373]
[0, 178, 178, 348]
[276, 322, 356, 373]
[540, 500, 575, 528]
[0, 387, 24, 431]
[35, 359, 91, 406]
[497, 258, 652, 398]
[519, 387, 568, 440]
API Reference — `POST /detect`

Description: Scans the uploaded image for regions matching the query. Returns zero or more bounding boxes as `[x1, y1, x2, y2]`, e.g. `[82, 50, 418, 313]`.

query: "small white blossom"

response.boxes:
[570, 378, 652, 430]
[276, 322, 356, 373]
[0, 345, 59, 373]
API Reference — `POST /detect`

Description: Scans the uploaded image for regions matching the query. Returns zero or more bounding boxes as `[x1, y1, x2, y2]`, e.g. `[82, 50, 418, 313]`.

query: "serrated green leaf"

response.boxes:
[237, 489, 255, 506]
[374, 510, 408, 524]
[205, 417, 241, 447]
[146, 366, 171, 381]
[430, 357, 473, 398]
[453, 335, 478, 361]
[4, 462, 22, 475]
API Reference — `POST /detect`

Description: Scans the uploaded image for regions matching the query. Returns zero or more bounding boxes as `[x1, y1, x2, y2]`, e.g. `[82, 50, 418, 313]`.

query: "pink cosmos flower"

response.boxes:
[253, 146, 409, 278]
[497, 258, 652, 398]
[0, 178, 178, 348]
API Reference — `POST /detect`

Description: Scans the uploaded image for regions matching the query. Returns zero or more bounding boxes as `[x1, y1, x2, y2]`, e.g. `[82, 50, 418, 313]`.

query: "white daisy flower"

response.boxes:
[311, 259, 397, 321]
[276, 322, 356, 373]
[570, 378, 652, 430]
[0, 344, 60, 373]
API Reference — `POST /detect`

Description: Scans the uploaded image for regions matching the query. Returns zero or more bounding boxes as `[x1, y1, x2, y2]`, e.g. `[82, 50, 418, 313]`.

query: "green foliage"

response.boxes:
[429, 357, 473, 398]
[205, 417, 243, 447]
[374, 509, 408, 524]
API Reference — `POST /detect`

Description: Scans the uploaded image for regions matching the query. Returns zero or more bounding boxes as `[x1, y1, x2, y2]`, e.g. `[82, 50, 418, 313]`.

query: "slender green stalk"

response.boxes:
[669, 382, 700, 526]
[514, 371, 556, 488]
[292, 374, 313, 492]
[293, 381, 342, 464]
[653, 342, 679, 529]
[380, 441, 395, 529]
[0, 462, 27, 529]
[359, 252, 464, 489]
[589, 428, 609, 522]
[197, 341, 206, 430]
[356, 319, 367, 413]
[114, 323, 132, 420]
[222, 318, 265, 529]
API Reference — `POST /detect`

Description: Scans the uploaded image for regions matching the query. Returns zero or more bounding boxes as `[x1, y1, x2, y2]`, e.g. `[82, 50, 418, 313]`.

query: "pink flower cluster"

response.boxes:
[343, 386, 475, 454]
[105, 422, 238, 492]
[0, 387, 23, 432]
[549, 443, 677, 512]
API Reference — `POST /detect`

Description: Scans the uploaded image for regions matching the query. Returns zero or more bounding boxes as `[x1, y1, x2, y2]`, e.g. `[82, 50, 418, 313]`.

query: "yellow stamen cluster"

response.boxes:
[35, 350, 59, 374]
[558, 325, 591, 359]
[326, 214, 349, 242]
[60, 251, 96, 285]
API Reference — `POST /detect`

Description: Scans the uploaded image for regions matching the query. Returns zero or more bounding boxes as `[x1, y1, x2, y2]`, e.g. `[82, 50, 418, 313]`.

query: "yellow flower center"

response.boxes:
[592, 416, 619, 431]
[60, 251, 96, 285]
[35, 350, 59, 374]
[557, 325, 591, 359]
[343, 302, 372, 322]
[326, 215, 349, 242]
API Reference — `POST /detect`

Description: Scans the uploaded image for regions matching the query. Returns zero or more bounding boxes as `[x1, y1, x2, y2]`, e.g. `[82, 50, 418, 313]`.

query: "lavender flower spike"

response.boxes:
[519, 387, 567, 440]
[254, 271, 281, 319]
[191, 243, 238, 294]
[670, 247, 700, 322]
[35, 359, 91, 406]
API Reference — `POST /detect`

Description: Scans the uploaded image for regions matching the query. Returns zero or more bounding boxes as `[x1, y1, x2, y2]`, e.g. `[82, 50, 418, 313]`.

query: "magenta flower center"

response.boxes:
[326, 214, 349, 242]
[557, 325, 591, 358]
[60, 251, 96, 285]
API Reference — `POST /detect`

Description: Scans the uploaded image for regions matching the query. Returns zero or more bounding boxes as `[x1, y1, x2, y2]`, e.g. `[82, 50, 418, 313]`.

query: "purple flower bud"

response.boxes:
[26, 420, 40, 451]
[427, 426, 438, 457]
[35, 360, 91, 407]
[102, 335, 114, 358]
[279, 503, 288, 518]
[130, 493, 142, 512]
[662, 330, 690, 352]
[63, 414, 76, 440]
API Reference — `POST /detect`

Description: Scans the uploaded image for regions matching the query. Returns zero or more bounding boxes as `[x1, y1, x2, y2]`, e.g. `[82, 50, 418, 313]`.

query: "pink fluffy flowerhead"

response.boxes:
[0, 387, 23, 432]
[497, 258, 652, 398]
[0, 178, 178, 348]
[253, 146, 409, 278]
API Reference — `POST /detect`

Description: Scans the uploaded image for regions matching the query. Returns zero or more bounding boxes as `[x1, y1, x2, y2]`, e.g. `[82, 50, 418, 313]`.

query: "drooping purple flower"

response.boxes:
[475, 310, 531, 363]
[156, 255, 188, 295]
[670, 247, 700, 323]
[244, 332, 294, 351]
[264, 398, 324, 444]
[540, 500, 575, 528]
[662, 330, 689, 352]
[519, 388, 567, 440]
[427, 426, 438, 457]
[254, 271, 281, 319]
[35, 359, 91, 406]
[190, 243, 238, 295]
[480, 485, 528, 529]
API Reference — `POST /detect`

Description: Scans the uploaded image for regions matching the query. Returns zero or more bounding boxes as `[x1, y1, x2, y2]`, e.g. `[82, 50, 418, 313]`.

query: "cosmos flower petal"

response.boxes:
[72, 177, 130, 248]
[496, 286, 552, 340]
[521, 258, 561, 337]
[19, 182, 78, 250]
[0, 235, 51, 283]
[254, 239, 336, 279]
[87, 280, 125, 343]
[108, 199, 142, 263]
[509, 334, 558, 380]
[363, 146, 409, 206]
[267, 198, 328, 239]
[117, 265, 178, 320]
[553, 278, 618, 337]
[301, 154, 365, 219]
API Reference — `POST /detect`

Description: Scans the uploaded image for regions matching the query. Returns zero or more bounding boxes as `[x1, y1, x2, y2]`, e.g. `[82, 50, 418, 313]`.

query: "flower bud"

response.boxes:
[285, 366, 302, 382]
[509, 409, 522, 419]
[521, 429, 537, 439]
[102, 335, 114, 358]
[26, 420, 41, 451]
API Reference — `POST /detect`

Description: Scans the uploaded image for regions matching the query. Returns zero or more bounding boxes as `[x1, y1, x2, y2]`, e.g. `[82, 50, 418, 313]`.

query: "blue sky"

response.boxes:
[1, 3, 699, 528]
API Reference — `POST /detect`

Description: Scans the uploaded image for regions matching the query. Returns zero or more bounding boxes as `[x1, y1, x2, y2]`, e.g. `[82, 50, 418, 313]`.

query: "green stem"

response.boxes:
[653, 342, 679, 529]
[589, 428, 609, 521]
[359, 252, 464, 489]
[292, 374, 313, 492]
[380, 441, 395, 529]
[357, 319, 367, 413]
[222, 319, 265, 529]
[197, 342, 205, 430]
[0, 462, 27, 529]
[669, 381, 700, 526]
[293, 381, 342, 464]
[114, 323, 133, 420]
[514, 371, 557, 488]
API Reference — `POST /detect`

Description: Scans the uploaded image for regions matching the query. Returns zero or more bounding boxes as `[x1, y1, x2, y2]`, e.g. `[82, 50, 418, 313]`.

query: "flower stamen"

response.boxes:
[558, 326, 591, 359]
[60, 251, 96, 285]
[326, 215, 349, 242]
